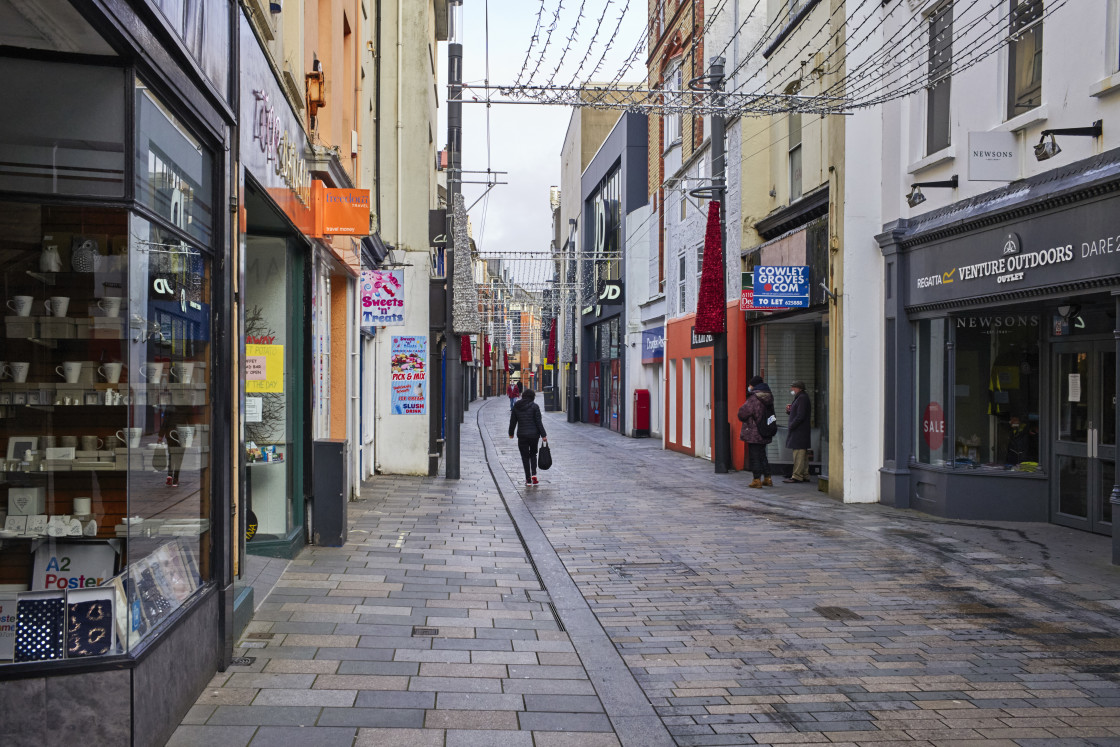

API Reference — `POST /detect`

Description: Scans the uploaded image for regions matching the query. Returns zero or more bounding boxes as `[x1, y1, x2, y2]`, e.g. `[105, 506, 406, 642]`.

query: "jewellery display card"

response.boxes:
[14, 592, 65, 662]
[66, 589, 115, 658]
[24, 515, 47, 536]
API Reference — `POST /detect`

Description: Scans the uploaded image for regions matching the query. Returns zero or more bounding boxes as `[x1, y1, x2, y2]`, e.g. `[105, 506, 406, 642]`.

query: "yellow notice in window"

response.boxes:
[246, 344, 284, 393]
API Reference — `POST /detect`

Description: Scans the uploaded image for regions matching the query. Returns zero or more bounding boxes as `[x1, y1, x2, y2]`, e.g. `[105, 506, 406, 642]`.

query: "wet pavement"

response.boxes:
[171, 399, 1120, 746]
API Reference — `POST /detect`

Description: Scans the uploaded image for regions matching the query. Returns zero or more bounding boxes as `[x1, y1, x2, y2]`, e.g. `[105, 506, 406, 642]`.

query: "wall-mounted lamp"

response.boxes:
[1034, 120, 1102, 161]
[906, 175, 958, 208]
[306, 57, 326, 123]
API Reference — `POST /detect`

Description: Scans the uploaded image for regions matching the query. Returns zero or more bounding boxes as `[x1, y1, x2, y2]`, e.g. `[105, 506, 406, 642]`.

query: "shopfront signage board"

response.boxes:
[642, 326, 665, 363]
[390, 336, 427, 415]
[752, 266, 810, 308]
[361, 270, 405, 327]
[968, 131, 1018, 182]
[907, 193, 1120, 306]
[690, 326, 714, 349]
[597, 280, 623, 305]
[246, 343, 284, 393]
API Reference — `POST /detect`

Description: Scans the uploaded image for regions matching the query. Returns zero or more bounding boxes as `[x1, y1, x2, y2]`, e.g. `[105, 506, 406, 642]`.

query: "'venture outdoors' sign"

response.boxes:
[907, 194, 1120, 305]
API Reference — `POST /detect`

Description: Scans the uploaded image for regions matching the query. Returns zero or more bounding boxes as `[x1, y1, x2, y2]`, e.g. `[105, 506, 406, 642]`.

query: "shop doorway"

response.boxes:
[697, 357, 712, 459]
[1052, 342, 1116, 535]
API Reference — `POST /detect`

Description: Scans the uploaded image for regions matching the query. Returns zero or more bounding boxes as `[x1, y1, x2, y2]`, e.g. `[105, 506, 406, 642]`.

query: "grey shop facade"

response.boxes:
[881, 147, 1120, 562]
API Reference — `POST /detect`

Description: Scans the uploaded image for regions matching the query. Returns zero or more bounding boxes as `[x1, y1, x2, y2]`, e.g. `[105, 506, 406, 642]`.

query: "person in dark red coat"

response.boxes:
[737, 375, 774, 488]
[783, 381, 811, 483]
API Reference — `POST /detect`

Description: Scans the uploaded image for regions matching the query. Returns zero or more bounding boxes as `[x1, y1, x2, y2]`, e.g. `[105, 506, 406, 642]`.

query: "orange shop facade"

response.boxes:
[664, 302, 749, 471]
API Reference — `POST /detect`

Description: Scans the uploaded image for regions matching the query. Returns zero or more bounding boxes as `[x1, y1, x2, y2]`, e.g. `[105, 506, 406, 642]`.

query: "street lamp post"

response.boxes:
[444, 0, 464, 479]
[567, 218, 578, 423]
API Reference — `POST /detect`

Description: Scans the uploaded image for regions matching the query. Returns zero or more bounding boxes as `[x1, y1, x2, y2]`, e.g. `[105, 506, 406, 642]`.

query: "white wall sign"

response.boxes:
[246, 396, 263, 423]
[968, 131, 1018, 182]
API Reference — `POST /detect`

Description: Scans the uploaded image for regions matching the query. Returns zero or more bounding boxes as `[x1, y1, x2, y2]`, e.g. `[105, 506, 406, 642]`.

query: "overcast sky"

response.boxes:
[439, 1, 647, 285]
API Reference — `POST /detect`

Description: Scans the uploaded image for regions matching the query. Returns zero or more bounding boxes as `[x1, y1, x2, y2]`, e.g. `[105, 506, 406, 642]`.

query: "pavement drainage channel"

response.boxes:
[474, 399, 675, 747]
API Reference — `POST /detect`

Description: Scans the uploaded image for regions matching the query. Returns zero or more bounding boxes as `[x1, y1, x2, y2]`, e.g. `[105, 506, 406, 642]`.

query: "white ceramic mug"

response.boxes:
[140, 362, 163, 384]
[44, 297, 69, 318]
[97, 297, 123, 318]
[115, 428, 142, 448]
[56, 361, 83, 384]
[171, 362, 195, 384]
[80, 435, 104, 451]
[98, 362, 123, 383]
[10, 362, 30, 383]
[6, 296, 33, 317]
[170, 426, 196, 448]
[73, 497, 92, 516]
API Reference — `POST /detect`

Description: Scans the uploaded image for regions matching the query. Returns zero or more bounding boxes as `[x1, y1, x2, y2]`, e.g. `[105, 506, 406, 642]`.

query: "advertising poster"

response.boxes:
[391, 336, 427, 415]
[246, 343, 284, 393]
[361, 270, 405, 327]
[32, 543, 118, 591]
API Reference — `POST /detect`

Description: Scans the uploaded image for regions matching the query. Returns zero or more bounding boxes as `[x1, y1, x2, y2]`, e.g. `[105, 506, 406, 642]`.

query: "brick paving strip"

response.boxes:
[168, 400, 666, 747]
[479, 402, 1120, 746]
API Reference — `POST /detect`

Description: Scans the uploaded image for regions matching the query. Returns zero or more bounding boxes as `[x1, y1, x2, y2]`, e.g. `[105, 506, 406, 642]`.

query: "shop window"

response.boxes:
[915, 319, 950, 465]
[135, 81, 215, 246]
[755, 321, 821, 462]
[150, 0, 231, 99]
[954, 313, 1040, 469]
[927, 2, 953, 155]
[0, 58, 126, 199]
[0, 201, 213, 666]
[1007, 0, 1043, 119]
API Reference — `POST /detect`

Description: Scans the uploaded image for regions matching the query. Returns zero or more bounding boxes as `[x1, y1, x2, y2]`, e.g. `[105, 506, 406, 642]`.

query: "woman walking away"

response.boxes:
[507, 381, 519, 410]
[509, 388, 547, 486]
[737, 375, 775, 488]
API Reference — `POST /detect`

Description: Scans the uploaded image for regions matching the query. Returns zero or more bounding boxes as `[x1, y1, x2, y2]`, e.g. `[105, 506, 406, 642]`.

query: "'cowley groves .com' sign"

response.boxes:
[752, 265, 811, 308]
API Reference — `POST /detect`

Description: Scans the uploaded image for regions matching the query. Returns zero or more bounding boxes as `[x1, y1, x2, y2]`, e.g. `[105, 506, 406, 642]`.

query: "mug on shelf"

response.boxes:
[115, 428, 142, 448]
[140, 362, 163, 384]
[97, 297, 123, 318]
[44, 297, 70, 318]
[98, 362, 124, 384]
[56, 361, 83, 384]
[6, 296, 33, 317]
[169, 426, 196, 448]
[80, 435, 104, 451]
[60, 436, 78, 448]
[10, 362, 30, 384]
[73, 497, 92, 517]
[170, 362, 195, 384]
[41, 436, 58, 449]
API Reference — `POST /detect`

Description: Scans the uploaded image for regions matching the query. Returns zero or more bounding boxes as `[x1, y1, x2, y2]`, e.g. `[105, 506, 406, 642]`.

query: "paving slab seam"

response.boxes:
[474, 398, 676, 747]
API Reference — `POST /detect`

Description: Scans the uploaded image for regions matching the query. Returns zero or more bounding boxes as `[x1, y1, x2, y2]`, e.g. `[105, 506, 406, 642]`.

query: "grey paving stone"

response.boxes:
[445, 729, 534, 747]
[519, 712, 614, 732]
[315, 708, 425, 728]
[247, 726, 357, 747]
[207, 706, 322, 726]
[354, 690, 436, 709]
[167, 724, 257, 747]
[523, 695, 606, 713]
[436, 692, 525, 710]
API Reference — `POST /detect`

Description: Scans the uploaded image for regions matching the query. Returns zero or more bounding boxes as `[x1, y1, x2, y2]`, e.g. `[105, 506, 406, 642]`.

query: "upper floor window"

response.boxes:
[927, 3, 953, 154]
[665, 65, 682, 149]
[1007, 0, 1043, 119]
[788, 112, 803, 202]
[678, 253, 687, 313]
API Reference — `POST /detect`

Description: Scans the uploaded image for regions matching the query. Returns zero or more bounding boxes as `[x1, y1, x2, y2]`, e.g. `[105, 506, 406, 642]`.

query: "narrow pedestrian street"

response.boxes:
[172, 402, 1120, 747]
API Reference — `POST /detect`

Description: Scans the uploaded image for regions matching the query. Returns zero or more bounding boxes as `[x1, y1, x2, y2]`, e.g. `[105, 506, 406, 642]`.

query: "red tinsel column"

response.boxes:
[460, 334, 473, 363]
[547, 319, 557, 363]
[483, 335, 491, 368]
[694, 200, 725, 334]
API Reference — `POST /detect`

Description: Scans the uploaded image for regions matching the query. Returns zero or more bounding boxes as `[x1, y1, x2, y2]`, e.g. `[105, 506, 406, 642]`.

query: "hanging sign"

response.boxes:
[390, 336, 427, 415]
[752, 266, 811, 308]
[968, 131, 1018, 182]
[319, 187, 371, 235]
[246, 343, 284, 393]
[361, 270, 405, 327]
[641, 327, 665, 363]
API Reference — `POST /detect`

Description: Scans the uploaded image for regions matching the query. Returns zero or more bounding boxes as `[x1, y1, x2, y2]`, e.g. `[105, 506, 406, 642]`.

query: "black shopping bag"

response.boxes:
[538, 443, 553, 470]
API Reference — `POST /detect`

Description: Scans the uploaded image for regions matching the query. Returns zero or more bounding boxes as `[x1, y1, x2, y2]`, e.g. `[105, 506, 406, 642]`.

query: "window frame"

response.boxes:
[788, 111, 803, 202]
[1007, 0, 1044, 120]
[926, 2, 953, 155]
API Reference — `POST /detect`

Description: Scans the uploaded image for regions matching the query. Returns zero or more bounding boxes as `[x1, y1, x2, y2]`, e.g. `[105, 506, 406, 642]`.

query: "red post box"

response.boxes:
[633, 389, 651, 438]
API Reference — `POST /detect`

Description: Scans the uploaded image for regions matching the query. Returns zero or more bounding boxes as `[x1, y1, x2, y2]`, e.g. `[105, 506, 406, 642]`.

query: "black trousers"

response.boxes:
[748, 442, 771, 480]
[517, 437, 539, 482]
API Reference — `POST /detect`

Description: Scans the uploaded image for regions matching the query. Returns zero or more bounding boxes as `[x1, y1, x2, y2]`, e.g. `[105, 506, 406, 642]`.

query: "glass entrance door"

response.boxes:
[1052, 342, 1116, 534]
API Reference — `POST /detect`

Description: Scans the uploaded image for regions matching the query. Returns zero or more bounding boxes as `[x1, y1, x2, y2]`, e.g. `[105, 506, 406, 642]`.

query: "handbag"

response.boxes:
[538, 442, 553, 470]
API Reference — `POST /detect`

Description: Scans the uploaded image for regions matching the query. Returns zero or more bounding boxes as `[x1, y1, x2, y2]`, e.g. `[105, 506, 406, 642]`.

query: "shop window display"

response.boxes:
[915, 313, 1041, 471]
[0, 82, 214, 665]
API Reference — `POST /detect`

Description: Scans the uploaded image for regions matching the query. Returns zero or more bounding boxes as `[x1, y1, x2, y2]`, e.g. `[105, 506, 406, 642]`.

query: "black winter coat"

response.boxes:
[509, 399, 547, 440]
[785, 390, 811, 450]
